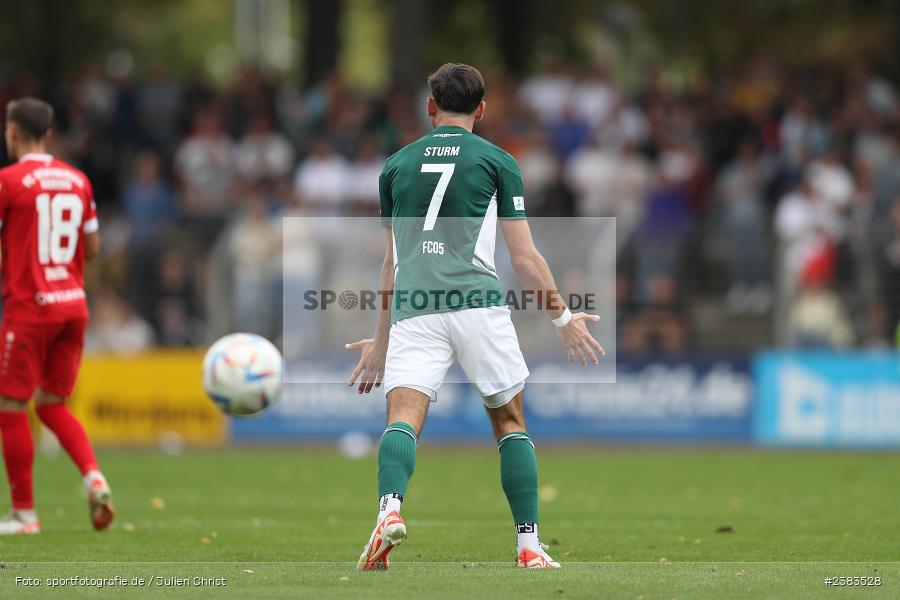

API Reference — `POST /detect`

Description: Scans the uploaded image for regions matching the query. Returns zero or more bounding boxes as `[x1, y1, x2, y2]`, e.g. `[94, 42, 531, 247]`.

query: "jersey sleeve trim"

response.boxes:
[82, 217, 99, 233]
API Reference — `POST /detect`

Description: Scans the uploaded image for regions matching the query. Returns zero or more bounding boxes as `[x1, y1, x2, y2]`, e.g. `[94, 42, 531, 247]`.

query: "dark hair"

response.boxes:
[6, 97, 54, 140]
[427, 63, 485, 115]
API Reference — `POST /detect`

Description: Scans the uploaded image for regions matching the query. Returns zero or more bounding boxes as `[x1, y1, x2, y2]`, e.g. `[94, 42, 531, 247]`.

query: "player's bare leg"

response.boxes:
[34, 390, 114, 531]
[487, 391, 559, 568]
[357, 387, 429, 571]
[0, 397, 40, 535]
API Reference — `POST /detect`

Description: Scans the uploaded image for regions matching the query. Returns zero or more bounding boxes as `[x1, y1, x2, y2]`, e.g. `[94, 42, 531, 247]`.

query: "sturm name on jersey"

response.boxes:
[423, 146, 460, 157]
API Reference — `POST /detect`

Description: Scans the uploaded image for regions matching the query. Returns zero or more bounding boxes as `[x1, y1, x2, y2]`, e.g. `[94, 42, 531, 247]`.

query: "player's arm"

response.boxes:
[496, 153, 603, 365]
[500, 219, 605, 366]
[84, 231, 100, 261]
[346, 166, 395, 393]
[82, 189, 100, 261]
[345, 226, 394, 393]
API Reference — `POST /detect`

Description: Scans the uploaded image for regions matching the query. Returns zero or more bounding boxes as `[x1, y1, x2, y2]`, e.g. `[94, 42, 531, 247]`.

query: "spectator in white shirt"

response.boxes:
[293, 138, 349, 213]
[775, 176, 841, 285]
[235, 113, 295, 184]
[807, 149, 855, 219]
[566, 139, 651, 246]
[346, 135, 385, 215]
[175, 108, 236, 215]
[571, 66, 619, 129]
[518, 63, 575, 125]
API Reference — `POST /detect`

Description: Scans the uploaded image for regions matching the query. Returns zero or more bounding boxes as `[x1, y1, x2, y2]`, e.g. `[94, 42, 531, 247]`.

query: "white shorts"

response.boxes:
[384, 306, 529, 409]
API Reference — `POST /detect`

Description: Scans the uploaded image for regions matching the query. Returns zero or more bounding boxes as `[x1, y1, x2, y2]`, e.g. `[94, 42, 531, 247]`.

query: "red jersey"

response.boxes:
[0, 153, 97, 323]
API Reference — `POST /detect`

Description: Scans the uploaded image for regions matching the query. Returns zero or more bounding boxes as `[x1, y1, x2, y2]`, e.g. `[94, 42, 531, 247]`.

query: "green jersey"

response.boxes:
[380, 125, 527, 323]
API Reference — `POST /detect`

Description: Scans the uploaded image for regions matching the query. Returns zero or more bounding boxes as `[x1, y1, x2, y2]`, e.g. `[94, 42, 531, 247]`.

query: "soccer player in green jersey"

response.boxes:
[347, 63, 604, 570]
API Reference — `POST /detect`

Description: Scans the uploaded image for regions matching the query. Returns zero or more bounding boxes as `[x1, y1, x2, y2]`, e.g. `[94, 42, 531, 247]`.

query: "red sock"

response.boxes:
[0, 412, 35, 510]
[36, 403, 98, 476]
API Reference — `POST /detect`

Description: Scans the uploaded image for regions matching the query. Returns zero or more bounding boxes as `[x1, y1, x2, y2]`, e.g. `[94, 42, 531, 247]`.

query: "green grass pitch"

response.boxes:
[1, 448, 898, 598]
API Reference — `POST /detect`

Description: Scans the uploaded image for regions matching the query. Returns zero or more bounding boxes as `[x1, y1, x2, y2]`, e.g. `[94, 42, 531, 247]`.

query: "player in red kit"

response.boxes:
[0, 98, 114, 535]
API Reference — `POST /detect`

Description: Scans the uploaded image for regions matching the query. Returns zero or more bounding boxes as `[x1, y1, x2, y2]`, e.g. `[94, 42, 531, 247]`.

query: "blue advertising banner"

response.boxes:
[232, 357, 752, 442]
[754, 351, 900, 447]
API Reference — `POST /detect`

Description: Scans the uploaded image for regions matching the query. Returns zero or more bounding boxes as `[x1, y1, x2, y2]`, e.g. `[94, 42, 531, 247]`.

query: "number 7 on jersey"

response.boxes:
[421, 163, 455, 231]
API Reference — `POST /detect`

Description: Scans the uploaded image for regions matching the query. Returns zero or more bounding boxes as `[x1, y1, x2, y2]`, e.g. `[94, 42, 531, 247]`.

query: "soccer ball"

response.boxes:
[202, 333, 283, 417]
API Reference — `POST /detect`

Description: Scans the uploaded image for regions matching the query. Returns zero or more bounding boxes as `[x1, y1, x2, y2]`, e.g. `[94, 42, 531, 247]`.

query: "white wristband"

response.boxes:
[551, 307, 572, 328]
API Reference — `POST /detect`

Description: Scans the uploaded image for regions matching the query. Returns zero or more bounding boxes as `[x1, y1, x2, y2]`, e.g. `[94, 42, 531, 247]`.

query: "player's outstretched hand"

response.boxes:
[555, 313, 605, 366]
[345, 338, 387, 394]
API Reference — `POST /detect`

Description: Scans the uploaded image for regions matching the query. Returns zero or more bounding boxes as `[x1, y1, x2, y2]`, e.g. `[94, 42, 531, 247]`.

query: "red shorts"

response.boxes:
[0, 318, 87, 401]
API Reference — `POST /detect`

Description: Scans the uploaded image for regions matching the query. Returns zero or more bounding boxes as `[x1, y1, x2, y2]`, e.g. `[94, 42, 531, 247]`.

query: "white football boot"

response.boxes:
[516, 542, 561, 568]
[0, 510, 41, 535]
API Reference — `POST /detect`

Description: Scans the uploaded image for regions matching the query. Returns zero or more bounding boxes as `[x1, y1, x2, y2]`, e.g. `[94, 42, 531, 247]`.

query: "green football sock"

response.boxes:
[377, 422, 417, 498]
[498, 432, 539, 524]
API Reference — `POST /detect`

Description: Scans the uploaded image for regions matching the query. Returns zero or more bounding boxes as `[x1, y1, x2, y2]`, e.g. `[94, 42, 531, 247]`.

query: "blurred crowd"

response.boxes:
[2, 58, 900, 354]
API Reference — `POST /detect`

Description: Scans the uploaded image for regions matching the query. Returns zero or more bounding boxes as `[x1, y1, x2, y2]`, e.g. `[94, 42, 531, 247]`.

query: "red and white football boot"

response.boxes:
[516, 542, 561, 568]
[87, 475, 115, 531]
[357, 511, 407, 571]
